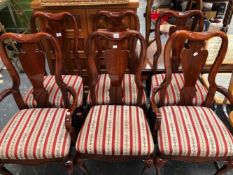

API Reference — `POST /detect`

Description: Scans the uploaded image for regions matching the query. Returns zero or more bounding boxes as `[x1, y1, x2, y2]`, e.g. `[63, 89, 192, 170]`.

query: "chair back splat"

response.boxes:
[93, 10, 140, 32]
[86, 30, 146, 106]
[152, 10, 204, 73]
[0, 32, 75, 108]
[93, 10, 140, 73]
[153, 30, 229, 107]
[31, 11, 81, 75]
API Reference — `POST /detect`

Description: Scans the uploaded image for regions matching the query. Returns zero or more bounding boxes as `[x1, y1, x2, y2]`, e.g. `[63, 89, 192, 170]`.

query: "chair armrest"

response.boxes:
[0, 88, 14, 102]
[216, 85, 233, 104]
[150, 86, 162, 132]
[230, 112, 233, 128]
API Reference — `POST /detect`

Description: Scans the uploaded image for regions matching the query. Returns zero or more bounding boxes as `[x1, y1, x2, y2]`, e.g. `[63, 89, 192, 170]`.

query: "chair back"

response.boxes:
[86, 30, 146, 106]
[31, 11, 81, 75]
[153, 30, 228, 107]
[0, 32, 75, 108]
[93, 10, 140, 72]
[93, 10, 140, 32]
[152, 10, 204, 72]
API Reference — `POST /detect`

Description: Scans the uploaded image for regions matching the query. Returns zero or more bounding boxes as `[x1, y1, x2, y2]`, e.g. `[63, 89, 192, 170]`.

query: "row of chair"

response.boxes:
[0, 10, 232, 175]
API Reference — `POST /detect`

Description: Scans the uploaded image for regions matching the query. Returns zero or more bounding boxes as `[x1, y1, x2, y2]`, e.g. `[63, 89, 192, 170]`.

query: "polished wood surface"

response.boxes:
[230, 111, 233, 127]
[31, 11, 82, 75]
[151, 10, 204, 73]
[0, 32, 75, 172]
[0, 32, 79, 110]
[31, 0, 139, 95]
[145, 0, 202, 46]
[86, 30, 146, 106]
[151, 30, 233, 175]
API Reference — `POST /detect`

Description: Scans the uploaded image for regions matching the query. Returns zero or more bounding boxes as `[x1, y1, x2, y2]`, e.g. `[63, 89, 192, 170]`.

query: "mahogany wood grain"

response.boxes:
[152, 10, 204, 73]
[31, 11, 82, 75]
[150, 31, 233, 173]
[86, 30, 146, 106]
[0, 32, 76, 173]
[230, 111, 233, 127]
[93, 10, 140, 73]
[145, 0, 203, 47]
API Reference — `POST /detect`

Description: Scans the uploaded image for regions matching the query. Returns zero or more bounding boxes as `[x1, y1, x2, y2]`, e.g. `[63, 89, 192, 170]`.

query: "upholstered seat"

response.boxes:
[0, 108, 71, 160]
[76, 105, 154, 156]
[151, 73, 208, 106]
[87, 74, 146, 105]
[24, 75, 83, 108]
[158, 106, 233, 157]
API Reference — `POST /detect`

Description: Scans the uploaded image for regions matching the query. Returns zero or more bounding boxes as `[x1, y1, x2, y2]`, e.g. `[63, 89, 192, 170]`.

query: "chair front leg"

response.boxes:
[215, 161, 233, 175]
[142, 158, 154, 175]
[0, 164, 13, 175]
[75, 154, 88, 175]
[154, 156, 167, 175]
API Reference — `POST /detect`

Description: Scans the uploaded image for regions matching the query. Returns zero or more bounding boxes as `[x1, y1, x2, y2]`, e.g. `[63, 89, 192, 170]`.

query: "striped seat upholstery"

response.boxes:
[76, 105, 154, 156]
[87, 74, 146, 105]
[0, 108, 71, 160]
[151, 73, 208, 106]
[24, 75, 83, 108]
[158, 106, 233, 157]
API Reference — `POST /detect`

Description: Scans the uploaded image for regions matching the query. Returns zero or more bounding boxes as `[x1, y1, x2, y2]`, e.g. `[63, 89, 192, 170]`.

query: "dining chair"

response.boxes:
[87, 11, 145, 106]
[92, 10, 140, 72]
[150, 30, 233, 175]
[75, 30, 154, 174]
[26, 12, 83, 111]
[147, 10, 204, 73]
[93, 10, 140, 32]
[145, 0, 203, 46]
[0, 32, 78, 175]
[31, 11, 82, 75]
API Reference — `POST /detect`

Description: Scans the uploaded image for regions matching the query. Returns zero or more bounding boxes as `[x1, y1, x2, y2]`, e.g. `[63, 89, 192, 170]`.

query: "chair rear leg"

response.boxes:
[0, 164, 13, 175]
[142, 158, 153, 175]
[76, 158, 88, 175]
[215, 161, 233, 175]
[154, 157, 167, 175]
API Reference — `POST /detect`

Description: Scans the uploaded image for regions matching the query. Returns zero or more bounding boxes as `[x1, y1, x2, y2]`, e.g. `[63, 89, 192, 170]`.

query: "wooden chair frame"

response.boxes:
[0, 32, 77, 174]
[87, 30, 146, 106]
[151, 10, 204, 73]
[150, 30, 233, 175]
[93, 10, 140, 73]
[93, 10, 140, 32]
[145, 0, 203, 46]
[75, 30, 154, 174]
[31, 11, 82, 75]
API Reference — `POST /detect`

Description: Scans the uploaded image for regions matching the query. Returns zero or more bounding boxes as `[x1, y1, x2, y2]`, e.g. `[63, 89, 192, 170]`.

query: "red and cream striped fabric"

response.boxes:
[76, 105, 154, 156]
[0, 108, 71, 160]
[87, 74, 146, 105]
[24, 75, 83, 108]
[151, 73, 208, 106]
[158, 106, 233, 157]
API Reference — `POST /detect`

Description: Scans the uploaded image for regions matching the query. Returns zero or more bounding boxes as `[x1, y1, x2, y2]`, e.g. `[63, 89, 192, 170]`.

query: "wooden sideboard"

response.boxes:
[31, 0, 139, 95]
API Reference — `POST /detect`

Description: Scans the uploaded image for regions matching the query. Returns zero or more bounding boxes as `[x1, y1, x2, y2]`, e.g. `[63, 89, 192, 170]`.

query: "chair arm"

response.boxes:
[229, 112, 233, 128]
[0, 88, 14, 102]
[150, 86, 162, 132]
[216, 85, 233, 104]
